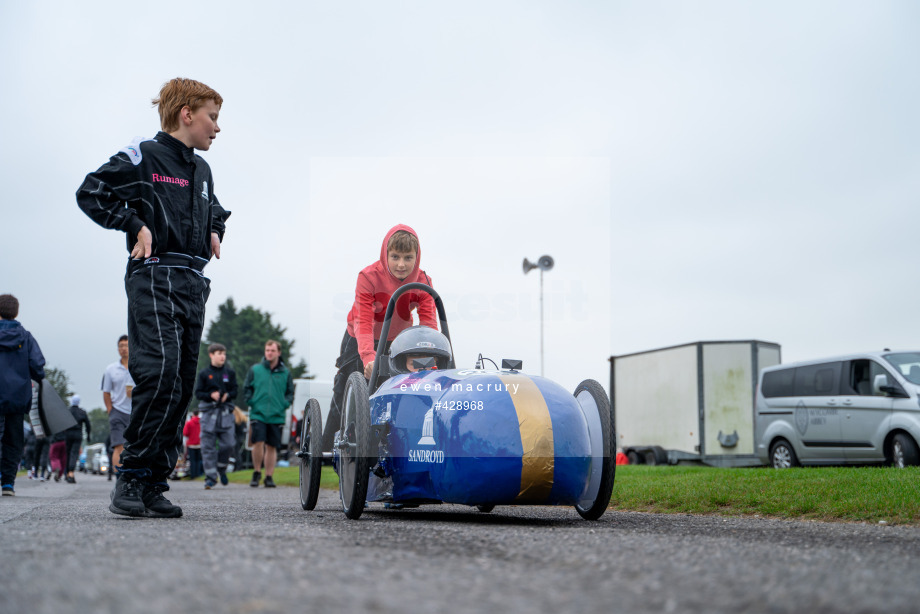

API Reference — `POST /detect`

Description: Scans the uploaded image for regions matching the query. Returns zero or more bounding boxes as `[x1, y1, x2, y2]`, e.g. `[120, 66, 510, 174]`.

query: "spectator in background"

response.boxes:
[243, 340, 294, 488]
[24, 378, 43, 479]
[102, 335, 134, 482]
[63, 394, 91, 484]
[231, 406, 248, 472]
[195, 343, 237, 489]
[32, 425, 50, 481]
[104, 434, 111, 475]
[0, 294, 46, 496]
[182, 411, 202, 480]
[49, 430, 67, 482]
[23, 426, 36, 479]
[290, 414, 299, 451]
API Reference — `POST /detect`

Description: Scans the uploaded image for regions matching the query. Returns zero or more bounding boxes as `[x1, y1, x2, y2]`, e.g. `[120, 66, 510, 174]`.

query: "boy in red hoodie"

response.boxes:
[322, 224, 437, 450]
[182, 410, 202, 479]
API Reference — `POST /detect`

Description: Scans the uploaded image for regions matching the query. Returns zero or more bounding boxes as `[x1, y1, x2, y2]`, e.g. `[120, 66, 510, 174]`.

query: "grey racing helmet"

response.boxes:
[389, 325, 452, 374]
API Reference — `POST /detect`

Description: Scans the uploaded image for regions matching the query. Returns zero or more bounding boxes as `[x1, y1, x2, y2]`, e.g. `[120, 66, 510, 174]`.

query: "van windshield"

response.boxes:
[883, 353, 920, 385]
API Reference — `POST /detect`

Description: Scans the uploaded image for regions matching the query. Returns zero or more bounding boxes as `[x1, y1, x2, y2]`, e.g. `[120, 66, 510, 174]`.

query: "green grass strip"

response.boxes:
[611, 465, 920, 524]
[226, 465, 339, 490]
[226, 464, 920, 524]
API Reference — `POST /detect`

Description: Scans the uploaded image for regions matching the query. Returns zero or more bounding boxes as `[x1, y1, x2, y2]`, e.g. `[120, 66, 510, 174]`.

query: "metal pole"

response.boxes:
[540, 268, 544, 377]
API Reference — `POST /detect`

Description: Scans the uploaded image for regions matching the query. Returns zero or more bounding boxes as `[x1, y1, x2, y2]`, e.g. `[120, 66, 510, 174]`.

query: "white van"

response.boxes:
[283, 379, 333, 446]
[755, 350, 920, 468]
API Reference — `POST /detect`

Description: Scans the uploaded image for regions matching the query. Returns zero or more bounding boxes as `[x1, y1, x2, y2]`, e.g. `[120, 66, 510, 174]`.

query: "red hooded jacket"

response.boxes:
[183, 414, 201, 447]
[346, 224, 437, 366]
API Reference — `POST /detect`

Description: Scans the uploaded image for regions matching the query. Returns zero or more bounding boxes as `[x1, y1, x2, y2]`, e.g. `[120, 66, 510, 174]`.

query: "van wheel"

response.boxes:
[890, 433, 920, 468]
[769, 439, 799, 469]
[626, 450, 643, 465]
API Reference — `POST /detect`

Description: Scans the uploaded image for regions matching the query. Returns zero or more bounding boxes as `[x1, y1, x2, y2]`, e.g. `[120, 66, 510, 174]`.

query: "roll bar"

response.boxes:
[368, 283, 453, 394]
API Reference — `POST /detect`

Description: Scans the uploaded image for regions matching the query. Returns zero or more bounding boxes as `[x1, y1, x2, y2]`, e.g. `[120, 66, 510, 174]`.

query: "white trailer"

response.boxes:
[610, 340, 781, 467]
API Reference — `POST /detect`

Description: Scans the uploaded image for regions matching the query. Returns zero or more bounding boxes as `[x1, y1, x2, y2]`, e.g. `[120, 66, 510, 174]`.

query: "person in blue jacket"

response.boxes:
[0, 294, 45, 496]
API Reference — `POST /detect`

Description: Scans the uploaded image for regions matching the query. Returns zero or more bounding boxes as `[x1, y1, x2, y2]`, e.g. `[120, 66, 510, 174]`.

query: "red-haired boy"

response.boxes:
[77, 78, 230, 518]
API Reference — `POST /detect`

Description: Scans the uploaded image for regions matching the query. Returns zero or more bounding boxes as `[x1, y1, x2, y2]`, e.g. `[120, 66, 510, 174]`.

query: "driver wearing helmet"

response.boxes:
[389, 326, 452, 375]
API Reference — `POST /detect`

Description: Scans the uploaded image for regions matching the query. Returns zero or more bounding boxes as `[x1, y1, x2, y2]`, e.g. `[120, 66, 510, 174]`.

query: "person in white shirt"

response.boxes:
[102, 335, 134, 481]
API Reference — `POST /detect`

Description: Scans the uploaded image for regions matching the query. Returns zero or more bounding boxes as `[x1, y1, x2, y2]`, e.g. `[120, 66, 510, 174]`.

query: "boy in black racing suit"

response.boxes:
[76, 78, 230, 518]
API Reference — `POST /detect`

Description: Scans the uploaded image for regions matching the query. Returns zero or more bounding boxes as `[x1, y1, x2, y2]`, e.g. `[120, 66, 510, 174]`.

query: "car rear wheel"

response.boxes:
[573, 379, 615, 521]
[298, 398, 323, 510]
[769, 439, 799, 469]
[890, 433, 920, 468]
[338, 372, 372, 519]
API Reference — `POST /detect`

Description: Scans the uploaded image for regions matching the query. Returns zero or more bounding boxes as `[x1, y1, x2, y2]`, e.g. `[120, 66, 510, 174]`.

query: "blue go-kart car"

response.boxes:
[297, 283, 615, 520]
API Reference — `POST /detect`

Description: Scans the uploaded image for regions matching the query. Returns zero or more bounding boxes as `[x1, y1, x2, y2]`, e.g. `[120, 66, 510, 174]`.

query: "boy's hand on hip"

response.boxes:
[131, 226, 152, 259]
[211, 232, 221, 259]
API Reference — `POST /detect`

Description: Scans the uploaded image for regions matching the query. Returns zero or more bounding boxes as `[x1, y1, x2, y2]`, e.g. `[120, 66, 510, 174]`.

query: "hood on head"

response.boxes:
[0, 320, 26, 352]
[379, 224, 422, 283]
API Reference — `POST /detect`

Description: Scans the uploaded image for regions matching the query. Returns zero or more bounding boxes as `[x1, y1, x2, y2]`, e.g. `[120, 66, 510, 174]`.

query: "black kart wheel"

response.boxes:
[890, 433, 920, 468]
[338, 371, 372, 519]
[573, 379, 615, 520]
[770, 439, 799, 469]
[299, 398, 323, 510]
[476, 505, 495, 513]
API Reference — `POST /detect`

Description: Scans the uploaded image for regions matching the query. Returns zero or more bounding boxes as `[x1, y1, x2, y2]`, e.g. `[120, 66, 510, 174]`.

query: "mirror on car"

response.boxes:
[873, 374, 888, 395]
[875, 374, 909, 398]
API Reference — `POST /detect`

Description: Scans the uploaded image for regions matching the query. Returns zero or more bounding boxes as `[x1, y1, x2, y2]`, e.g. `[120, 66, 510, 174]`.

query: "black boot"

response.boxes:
[141, 481, 183, 518]
[250, 471, 261, 487]
[109, 474, 146, 517]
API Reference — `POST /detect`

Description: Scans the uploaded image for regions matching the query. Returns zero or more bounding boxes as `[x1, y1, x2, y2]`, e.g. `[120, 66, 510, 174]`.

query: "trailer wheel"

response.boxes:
[769, 438, 799, 469]
[573, 379, 615, 520]
[890, 433, 920, 468]
[298, 398, 323, 511]
[645, 446, 668, 466]
[626, 449, 643, 465]
[338, 372, 373, 519]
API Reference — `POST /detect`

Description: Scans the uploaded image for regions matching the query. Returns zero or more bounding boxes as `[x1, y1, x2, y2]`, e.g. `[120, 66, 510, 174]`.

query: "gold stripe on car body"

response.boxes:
[499, 374, 554, 502]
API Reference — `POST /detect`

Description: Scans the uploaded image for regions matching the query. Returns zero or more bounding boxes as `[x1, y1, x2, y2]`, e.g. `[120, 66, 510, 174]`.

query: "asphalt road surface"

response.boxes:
[3, 472, 919, 614]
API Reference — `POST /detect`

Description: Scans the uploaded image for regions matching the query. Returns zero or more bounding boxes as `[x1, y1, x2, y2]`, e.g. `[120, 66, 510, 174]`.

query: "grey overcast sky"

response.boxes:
[1, 1, 917, 410]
